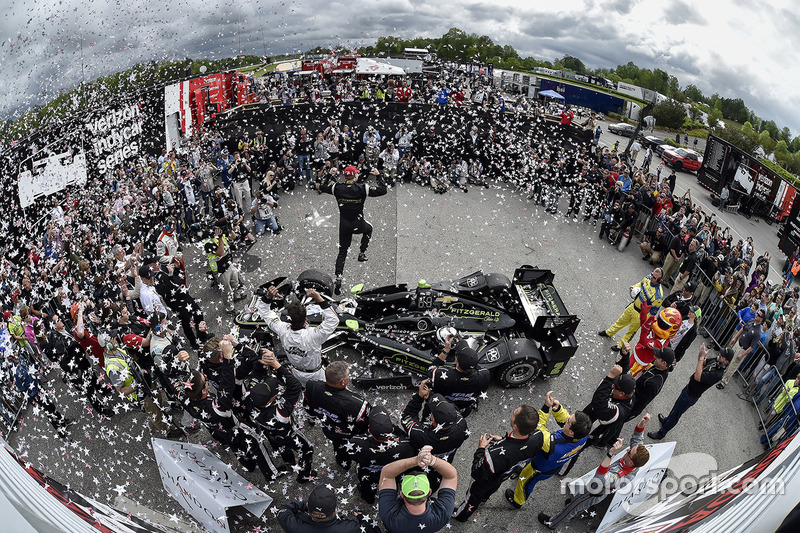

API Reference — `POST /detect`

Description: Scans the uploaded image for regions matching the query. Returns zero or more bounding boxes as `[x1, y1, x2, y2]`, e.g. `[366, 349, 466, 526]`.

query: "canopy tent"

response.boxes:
[355, 58, 406, 76]
[538, 89, 565, 100]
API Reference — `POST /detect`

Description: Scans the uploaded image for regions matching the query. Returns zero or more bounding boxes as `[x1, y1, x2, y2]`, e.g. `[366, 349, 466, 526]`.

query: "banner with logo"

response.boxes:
[566, 441, 675, 533]
[152, 438, 272, 533]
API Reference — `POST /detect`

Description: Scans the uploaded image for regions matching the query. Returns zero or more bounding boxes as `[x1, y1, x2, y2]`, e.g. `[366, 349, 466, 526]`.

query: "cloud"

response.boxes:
[663, 0, 708, 26]
[0, 0, 798, 136]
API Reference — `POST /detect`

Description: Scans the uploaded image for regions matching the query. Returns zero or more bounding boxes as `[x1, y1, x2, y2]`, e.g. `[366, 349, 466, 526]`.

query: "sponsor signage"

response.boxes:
[152, 438, 272, 533]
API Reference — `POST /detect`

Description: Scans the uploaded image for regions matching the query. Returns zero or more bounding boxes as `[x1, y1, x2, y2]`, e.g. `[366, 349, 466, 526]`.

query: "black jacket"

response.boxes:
[427, 360, 490, 416]
[627, 367, 670, 422]
[401, 392, 469, 462]
[304, 381, 370, 441]
[276, 501, 378, 533]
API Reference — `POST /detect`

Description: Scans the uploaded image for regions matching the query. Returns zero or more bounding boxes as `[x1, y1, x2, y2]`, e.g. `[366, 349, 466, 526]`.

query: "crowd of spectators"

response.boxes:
[1, 67, 798, 532]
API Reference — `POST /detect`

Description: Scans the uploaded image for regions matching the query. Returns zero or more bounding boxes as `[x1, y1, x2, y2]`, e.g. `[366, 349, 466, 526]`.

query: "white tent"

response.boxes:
[355, 58, 406, 76]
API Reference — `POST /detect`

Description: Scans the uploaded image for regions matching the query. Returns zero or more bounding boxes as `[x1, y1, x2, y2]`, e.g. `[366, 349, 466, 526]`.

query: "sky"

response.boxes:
[1, 0, 797, 136]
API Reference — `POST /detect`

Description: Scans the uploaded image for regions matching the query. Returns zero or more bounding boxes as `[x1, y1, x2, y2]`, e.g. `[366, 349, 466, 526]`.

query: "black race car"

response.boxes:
[235, 267, 580, 388]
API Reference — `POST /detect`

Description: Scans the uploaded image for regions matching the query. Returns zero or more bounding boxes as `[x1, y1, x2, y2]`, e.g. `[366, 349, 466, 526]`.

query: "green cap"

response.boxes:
[401, 474, 430, 499]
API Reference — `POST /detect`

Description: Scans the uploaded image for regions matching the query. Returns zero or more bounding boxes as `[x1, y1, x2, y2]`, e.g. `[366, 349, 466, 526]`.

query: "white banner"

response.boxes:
[567, 441, 675, 533]
[18, 150, 87, 209]
[152, 438, 272, 533]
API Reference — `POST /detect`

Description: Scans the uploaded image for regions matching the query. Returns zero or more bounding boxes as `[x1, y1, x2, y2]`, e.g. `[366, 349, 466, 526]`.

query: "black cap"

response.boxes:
[653, 347, 675, 365]
[138, 265, 154, 279]
[428, 394, 459, 425]
[250, 378, 279, 407]
[368, 406, 394, 440]
[307, 485, 336, 518]
[683, 281, 697, 293]
[720, 347, 735, 361]
[142, 255, 158, 265]
[455, 340, 478, 371]
[214, 219, 228, 228]
[613, 374, 636, 395]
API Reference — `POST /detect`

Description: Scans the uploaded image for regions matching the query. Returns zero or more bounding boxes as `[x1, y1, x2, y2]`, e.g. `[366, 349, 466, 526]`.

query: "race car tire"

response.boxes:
[298, 269, 333, 297]
[497, 357, 542, 388]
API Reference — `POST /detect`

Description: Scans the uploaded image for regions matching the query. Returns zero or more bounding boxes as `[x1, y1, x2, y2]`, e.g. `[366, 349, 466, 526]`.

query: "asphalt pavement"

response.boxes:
[6, 127, 776, 532]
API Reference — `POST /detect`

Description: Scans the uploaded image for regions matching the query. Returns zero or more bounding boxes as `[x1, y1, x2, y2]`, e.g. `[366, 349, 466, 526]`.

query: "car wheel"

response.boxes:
[497, 358, 542, 388]
[674, 161, 683, 171]
[297, 269, 333, 296]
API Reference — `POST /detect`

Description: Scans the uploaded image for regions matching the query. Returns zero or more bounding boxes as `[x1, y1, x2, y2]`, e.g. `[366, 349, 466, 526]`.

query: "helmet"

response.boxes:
[436, 327, 458, 349]
[653, 307, 682, 339]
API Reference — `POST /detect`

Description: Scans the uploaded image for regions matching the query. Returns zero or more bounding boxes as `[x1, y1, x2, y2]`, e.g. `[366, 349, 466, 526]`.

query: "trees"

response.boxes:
[557, 55, 585, 73]
[652, 99, 687, 129]
[711, 125, 760, 155]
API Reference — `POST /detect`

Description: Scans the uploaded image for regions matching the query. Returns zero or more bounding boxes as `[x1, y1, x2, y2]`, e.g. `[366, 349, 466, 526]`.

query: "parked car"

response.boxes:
[654, 143, 671, 156]
[662, 147, 703, 172]
[639, 135, 663, 149]
[608, 122, 637, 137]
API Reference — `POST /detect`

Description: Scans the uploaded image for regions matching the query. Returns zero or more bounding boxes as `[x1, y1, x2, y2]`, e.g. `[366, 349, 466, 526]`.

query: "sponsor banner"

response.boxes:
[566, 441, 675, 532]
[603, 430, 800, 533]
[152, 438, 272, 533]
[17, 149, 87, 208]
[616, 82, 644, 100]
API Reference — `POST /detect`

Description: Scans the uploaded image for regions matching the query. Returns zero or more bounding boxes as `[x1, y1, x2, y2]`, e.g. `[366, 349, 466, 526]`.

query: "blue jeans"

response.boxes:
[656, 387, 698, 437]
[255, 216, 278, 235]
[298, 154, 311, 182]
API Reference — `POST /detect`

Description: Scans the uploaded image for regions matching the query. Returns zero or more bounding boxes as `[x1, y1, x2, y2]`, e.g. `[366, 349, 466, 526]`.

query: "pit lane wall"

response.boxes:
[602, 429, 800, 533]
[0, 437, 173, 533]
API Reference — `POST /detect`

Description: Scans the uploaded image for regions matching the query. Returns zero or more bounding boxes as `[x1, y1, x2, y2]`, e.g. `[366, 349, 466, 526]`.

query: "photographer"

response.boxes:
[251, 190, 281, 236]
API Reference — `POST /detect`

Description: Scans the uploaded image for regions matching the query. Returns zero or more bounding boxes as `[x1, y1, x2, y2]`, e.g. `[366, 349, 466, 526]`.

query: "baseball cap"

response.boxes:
[683, 281, 697, 293]
[138, 265, 154, 279]
[691, 305, 702, 319]
[613, 374, 636, 395]
[401, 474, 430, 499]
[454, 340, 478, 371]
[653, 347, 675, 365]
[719, 347, 735, 361]
[368, 406, 394, 440]
[428, 394, 459, 425]
[716, 254, 725, 262]
[343, 165, 360, 176]
[307, 485, 336, 518]
[250, 378, 280, 407]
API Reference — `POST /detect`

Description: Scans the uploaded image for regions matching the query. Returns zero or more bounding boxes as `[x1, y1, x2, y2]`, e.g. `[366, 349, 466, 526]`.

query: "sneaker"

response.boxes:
[334, 275, 342, 296]
[573, 217, 578, 223]
[504, 488, 522, 509]
[537, 513, 554, 529]
[642, 255, 650, 261]
[358, 253, 368, 262]
[610, 345, 621, 353]
[716, 383, 725, 390]
[598, 330, 610, 337]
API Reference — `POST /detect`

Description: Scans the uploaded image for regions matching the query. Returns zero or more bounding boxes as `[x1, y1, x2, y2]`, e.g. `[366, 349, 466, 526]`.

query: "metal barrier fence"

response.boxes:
[620, 208, 800, 448]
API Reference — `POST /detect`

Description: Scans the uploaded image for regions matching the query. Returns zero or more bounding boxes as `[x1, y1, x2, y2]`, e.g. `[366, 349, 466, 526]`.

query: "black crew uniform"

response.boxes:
[187, 362, 281, 479]
[248, 366, 315, 483]
[346, 430, 416, 504]
[401, 392, 469, 491]
[626, 366, 670, 422]
[584, 375, 634, 447]
[304, 381, 370, 470]
[453, 430, 544, 521]
[152, 266, 206, 349]
[276, 501, 379, 533]
[321, 178, 387, 277]
[427, 359, 490, 416]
